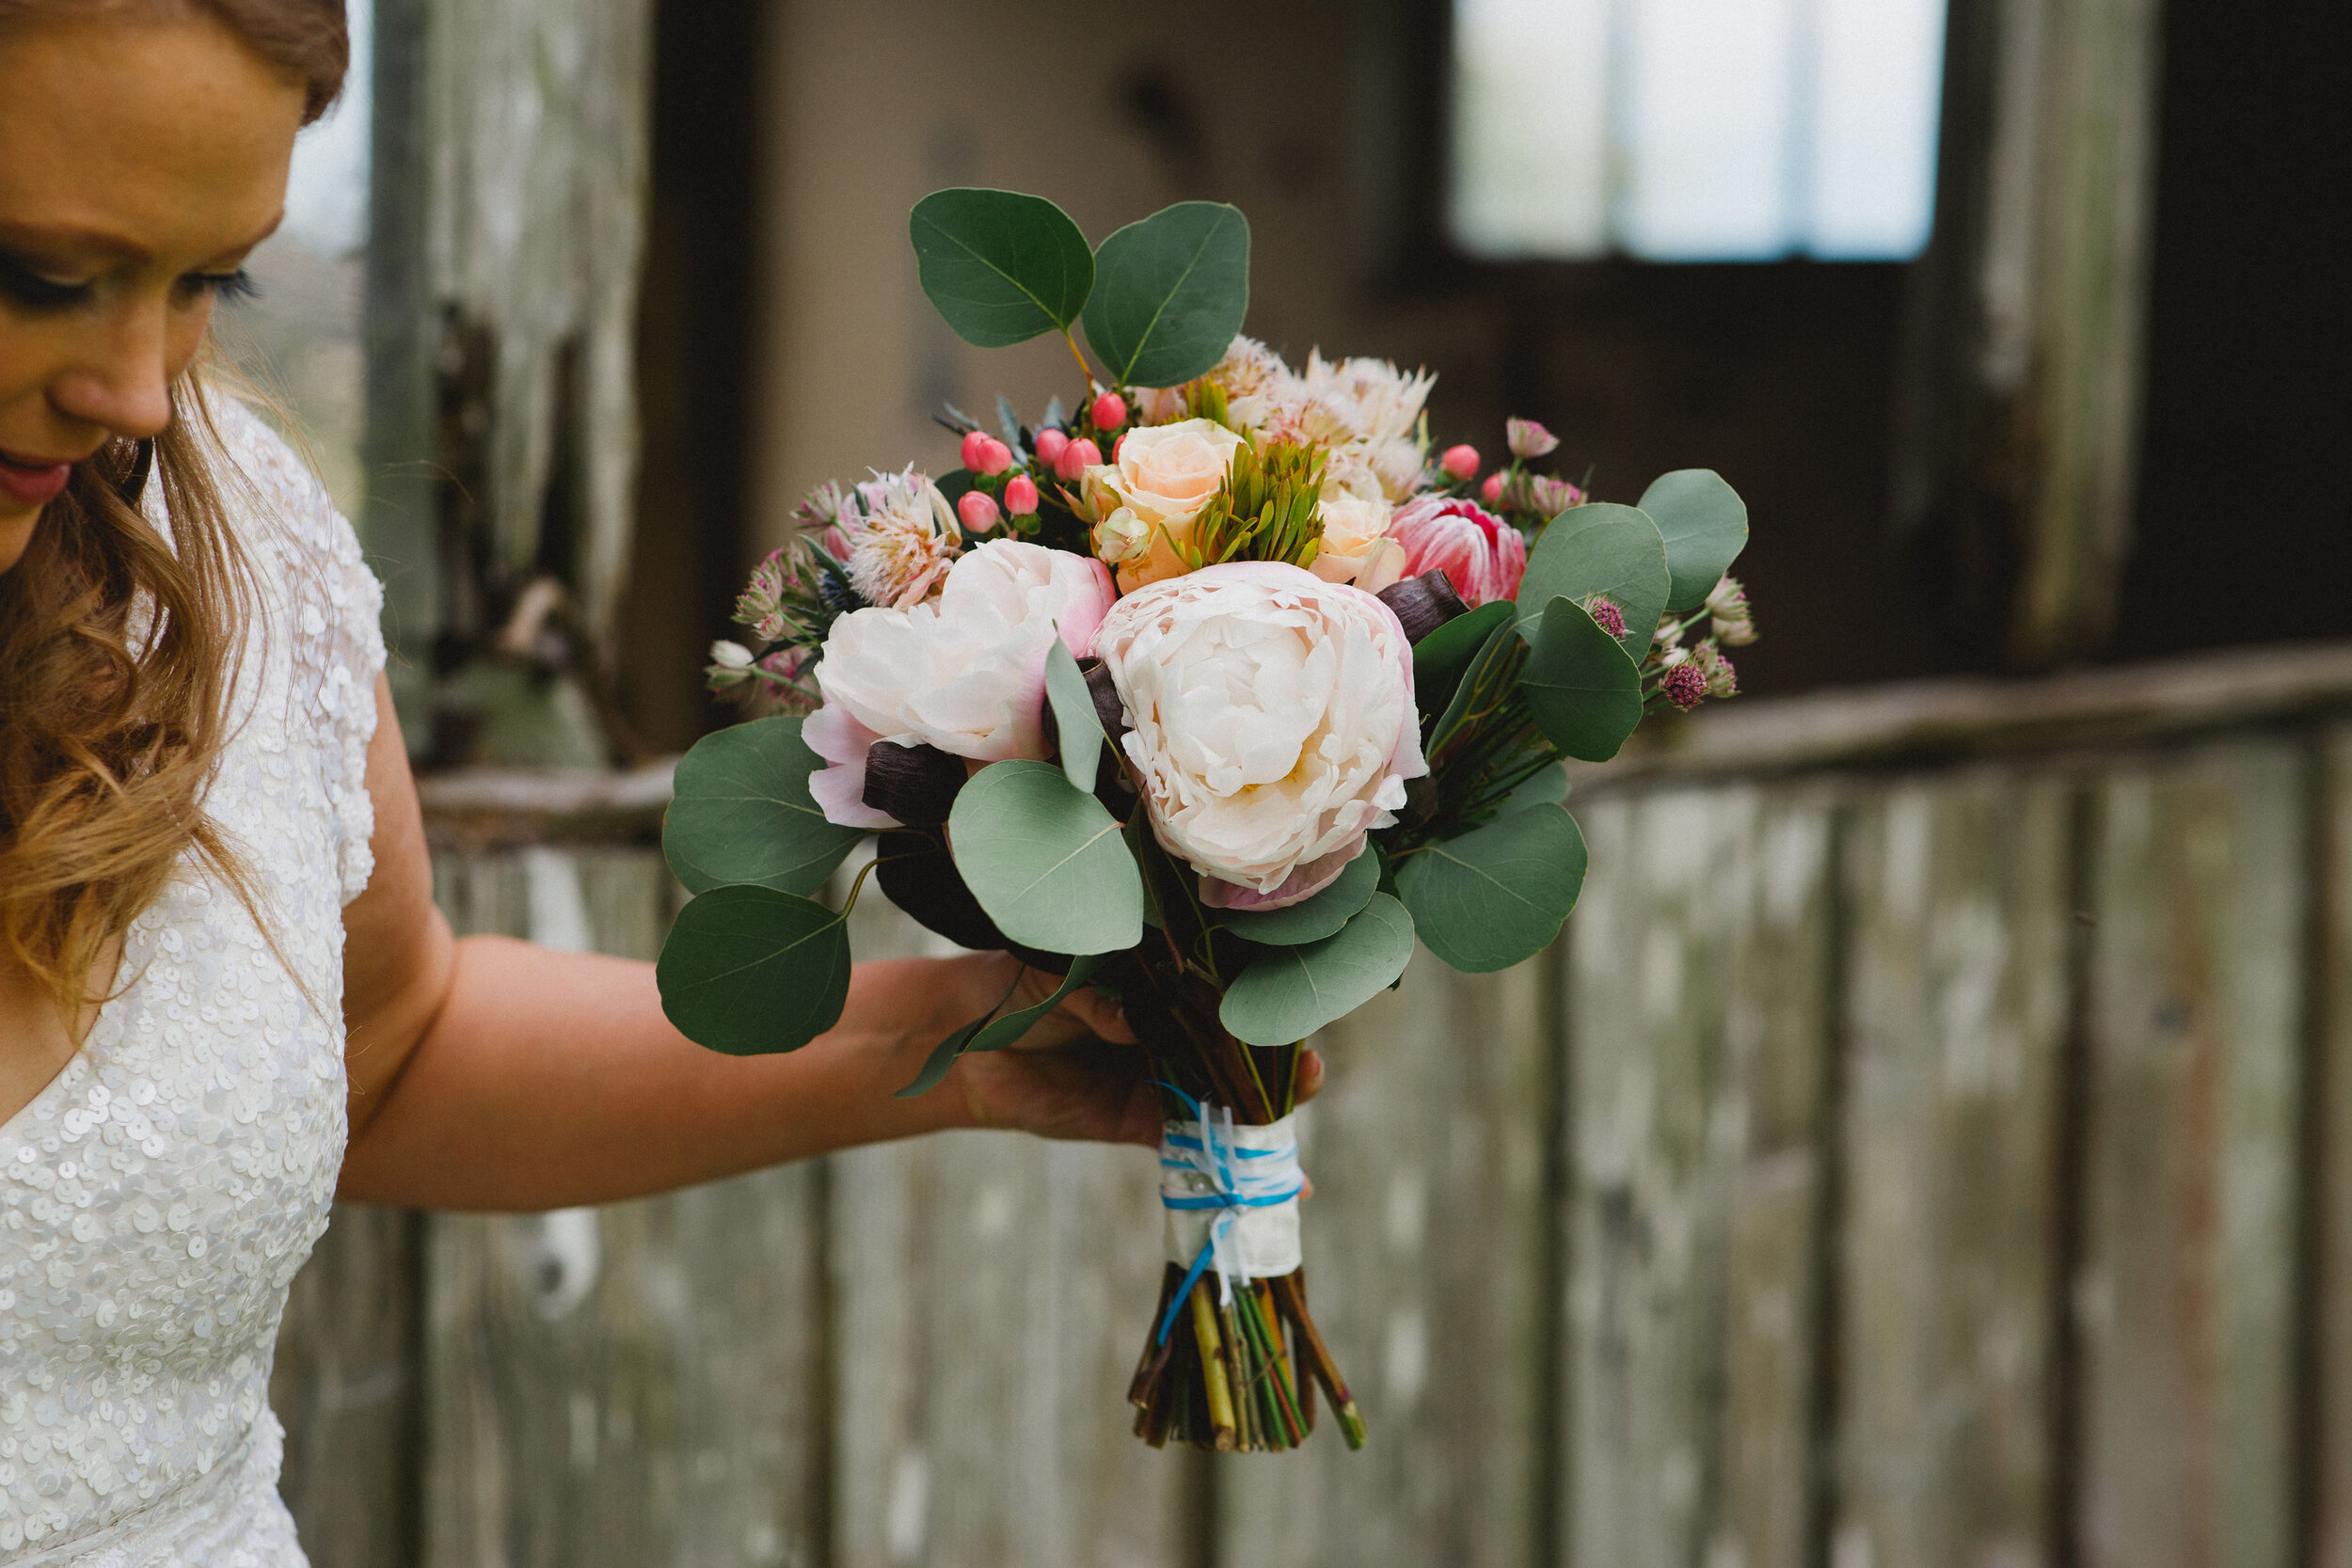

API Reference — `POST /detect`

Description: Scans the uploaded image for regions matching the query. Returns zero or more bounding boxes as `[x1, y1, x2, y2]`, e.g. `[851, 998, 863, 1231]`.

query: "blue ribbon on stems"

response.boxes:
[1152, 1083, 1306, 1345]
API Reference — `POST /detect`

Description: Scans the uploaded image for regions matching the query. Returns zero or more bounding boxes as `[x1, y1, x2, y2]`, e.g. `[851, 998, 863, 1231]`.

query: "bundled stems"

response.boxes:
[1120, 942, 1366, 1452]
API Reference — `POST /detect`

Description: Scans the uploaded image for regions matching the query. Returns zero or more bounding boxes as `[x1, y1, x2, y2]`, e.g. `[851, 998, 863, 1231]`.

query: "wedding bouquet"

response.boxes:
[661, 189, 1756, 1451]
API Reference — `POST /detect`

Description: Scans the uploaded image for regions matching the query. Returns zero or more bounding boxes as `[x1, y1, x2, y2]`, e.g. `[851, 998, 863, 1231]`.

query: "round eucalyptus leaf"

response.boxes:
[1045, 638, 1105, 795]
[1081, 202, 1251, 388]
[1517, 502, 1671, 657]
[1410, 599, 1515, 727]
[1216, 847, 1381, 946]
[663, 716, 866, 896]
[657, 885, 852, 1055]
[1219, 894, 1417, 1047]
[909, 188, 1095, 348]
[1638, 468, 1749, 611]
[1395, 804, 1588, 973]
[1520, 595, 1645, 762]
[948, 760, 1144, 955]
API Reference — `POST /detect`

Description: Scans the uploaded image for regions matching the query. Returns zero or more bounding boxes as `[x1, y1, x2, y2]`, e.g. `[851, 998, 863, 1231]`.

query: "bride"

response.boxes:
[0, 3, 1327, 1560]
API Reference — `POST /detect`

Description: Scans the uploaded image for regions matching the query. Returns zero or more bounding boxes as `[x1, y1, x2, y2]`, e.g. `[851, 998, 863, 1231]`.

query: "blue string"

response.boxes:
[1152, 1083, 1303, 1345]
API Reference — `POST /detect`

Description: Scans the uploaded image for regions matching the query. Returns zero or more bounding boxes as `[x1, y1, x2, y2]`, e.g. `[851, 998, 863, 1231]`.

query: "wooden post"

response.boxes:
[1897, 0, 2167, 669]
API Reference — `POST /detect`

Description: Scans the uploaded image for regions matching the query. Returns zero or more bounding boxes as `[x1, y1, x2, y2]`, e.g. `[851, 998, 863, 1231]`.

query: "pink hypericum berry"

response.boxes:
[1091, 392, 1128, 430]
[957, 490, 1001, 533]
[1439, 444, 1480, 482]
[960, 430, 992, 471]
[1662, 662, 1708, 711]
[1588, 597, 1627, 640]
[1056, 436, 1102, 482]
[1480, 472, 1506, 506]
[1005, 473, 1040, 515]
[979, 436, 1014, 475]
[1033, 428, 1070, 468]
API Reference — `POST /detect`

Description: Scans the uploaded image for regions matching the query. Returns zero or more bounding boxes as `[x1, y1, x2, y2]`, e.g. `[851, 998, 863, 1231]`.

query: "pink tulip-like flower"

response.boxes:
[808, 540, 1119, 827]
[1505, 418, 1559, 460]
[1091, 391, 1128, 430]
[1056, 436, 1102, 483]
[957, 490, 1001, 533]
[1005, 473, 1040, 515]
[1034, 428, 1070, 468]
[1480, 472, 1506, 506]
[1095, 561, 1427, 911]
[1391, 494, 1528, 607]
[1439, 444, 1480, 482]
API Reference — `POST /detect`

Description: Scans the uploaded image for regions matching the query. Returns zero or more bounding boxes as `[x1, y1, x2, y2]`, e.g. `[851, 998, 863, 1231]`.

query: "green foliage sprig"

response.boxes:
[1176, 436, 1326, 572]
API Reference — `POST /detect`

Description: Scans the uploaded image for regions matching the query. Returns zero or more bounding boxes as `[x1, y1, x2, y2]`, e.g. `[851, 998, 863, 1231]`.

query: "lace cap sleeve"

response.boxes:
[212, 400, 389, 906]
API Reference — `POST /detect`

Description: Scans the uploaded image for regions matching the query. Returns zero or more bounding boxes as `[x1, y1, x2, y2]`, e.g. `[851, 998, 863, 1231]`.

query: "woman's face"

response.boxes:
[0, 11, 305, 574]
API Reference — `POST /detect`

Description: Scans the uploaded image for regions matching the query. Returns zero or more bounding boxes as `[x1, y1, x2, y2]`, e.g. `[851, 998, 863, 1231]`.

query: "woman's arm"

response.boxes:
[337, 675, 1177, 1212]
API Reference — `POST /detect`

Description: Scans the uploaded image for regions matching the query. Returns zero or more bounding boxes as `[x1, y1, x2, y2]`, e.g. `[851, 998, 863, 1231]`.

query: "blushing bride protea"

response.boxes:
[840, 467, 961, 609]
[1095, 561, 1427, 911]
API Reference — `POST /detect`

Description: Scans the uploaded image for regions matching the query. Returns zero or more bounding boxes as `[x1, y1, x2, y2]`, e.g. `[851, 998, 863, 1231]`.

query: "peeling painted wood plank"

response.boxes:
[272, 1202, 424, 1568]
[824, 874, 1191, 1568]
[419, 847, 825, 1568]
[2077, 743, 2308, 1568]
[1834, 773, 2073, 1568]
[1215, 947, 1552, 1566]
[1564, 786, 1836, 1568]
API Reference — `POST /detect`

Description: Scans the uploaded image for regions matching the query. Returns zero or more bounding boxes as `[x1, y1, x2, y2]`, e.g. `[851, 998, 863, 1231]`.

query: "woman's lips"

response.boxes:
[0, 453, 74, 509]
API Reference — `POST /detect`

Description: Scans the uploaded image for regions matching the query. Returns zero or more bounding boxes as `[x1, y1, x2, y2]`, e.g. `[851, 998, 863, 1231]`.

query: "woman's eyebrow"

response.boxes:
[0, 217, 151, 265]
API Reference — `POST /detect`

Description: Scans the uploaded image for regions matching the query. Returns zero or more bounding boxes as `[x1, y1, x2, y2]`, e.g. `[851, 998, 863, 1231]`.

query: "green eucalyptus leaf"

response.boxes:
[1427, 613, 1524, 753]
[1045, 638, 1105, 795]
[894, 953, 1108, 1097]
[1395, 803, 1588, 973]
[1521, 595, 1645, 762]
[663, 717, 867, 896]
[1639, 468, 1749, 611]
[1081, 201, 1250, 388]
[1517, 502, 1671, 657]
[1410, 599, 1514, 724]
[1219, 894, 1417, 1046]
[1504, 761, 1571, 812]
[657, 885, 851, 1055]
[1216, 847, 1381, 946]
[909, 188, 1095, 347]
[948, 760, 1144, 954]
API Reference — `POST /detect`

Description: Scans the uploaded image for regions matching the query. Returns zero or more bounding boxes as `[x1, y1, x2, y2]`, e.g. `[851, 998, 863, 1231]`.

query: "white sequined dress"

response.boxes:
[1, 403, 383, 1564]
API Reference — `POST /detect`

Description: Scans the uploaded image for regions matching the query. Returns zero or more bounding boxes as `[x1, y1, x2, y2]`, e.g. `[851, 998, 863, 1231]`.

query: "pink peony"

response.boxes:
[1095, 561, 1427, 911]
[807, 540, 1118, 827]
[1390, 494, 1528, 606]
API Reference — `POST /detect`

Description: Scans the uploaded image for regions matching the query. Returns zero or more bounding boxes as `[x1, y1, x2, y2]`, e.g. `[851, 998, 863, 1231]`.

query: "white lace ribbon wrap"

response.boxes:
[1159, 1107, 1304, 1302]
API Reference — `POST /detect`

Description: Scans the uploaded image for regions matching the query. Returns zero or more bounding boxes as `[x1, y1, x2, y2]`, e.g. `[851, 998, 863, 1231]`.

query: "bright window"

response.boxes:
[1450, 0, 1948, 261]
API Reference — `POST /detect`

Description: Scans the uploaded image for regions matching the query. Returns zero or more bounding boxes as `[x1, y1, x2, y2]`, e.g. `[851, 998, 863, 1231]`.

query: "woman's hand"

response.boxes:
[939, 953, 1327, 1149]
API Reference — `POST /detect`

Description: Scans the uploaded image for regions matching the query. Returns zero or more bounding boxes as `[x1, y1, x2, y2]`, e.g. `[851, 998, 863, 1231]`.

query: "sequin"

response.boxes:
[1, 402, 382, 1565]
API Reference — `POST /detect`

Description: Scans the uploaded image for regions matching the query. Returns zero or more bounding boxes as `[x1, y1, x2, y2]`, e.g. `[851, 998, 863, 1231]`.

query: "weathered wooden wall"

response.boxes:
[270, 651, 2352, 1568]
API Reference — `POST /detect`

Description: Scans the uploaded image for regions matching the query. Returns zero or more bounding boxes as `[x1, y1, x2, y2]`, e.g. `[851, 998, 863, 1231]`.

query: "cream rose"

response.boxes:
[1096, 561, 1427, 910]
[1307, 451, 1406, 593]
[1082, 418, 1243, 591]
[807, 540, 1117, 827]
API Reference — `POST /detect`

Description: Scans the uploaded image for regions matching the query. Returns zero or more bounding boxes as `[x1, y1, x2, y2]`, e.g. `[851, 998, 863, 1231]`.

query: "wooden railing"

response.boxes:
[271, 641, 2352, 1568]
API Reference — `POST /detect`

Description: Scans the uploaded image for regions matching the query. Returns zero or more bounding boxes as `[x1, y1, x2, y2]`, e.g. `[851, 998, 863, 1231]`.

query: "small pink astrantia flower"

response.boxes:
[841, 467, 961, 609]
[1095, 561, 1427, 910]
[1391, 494, 1528, 607]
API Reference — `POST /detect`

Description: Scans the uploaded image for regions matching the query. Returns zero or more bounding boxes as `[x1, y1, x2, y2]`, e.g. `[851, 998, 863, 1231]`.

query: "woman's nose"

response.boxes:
[46, 303, 176, 442]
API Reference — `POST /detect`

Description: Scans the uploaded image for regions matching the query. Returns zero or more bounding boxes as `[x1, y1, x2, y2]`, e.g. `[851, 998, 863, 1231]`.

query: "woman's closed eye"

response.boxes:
[0, 250, 92, 312]
[0, 252, 261, 313]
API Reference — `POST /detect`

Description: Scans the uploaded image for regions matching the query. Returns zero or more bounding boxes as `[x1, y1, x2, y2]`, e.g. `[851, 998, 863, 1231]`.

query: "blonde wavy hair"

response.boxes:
[0, 0, 349, 1026]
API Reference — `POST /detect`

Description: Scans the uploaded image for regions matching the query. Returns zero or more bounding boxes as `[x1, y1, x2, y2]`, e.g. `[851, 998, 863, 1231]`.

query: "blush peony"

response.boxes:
[1391, 494, 1528, 606]
[1095, 561, 1426, 910]
[807, 540, 1118, 827]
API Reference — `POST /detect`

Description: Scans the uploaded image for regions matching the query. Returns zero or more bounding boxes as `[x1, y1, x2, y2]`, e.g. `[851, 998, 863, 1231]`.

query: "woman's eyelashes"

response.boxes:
[0, 255, 260, 312]
[0, 251, 91, 312]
